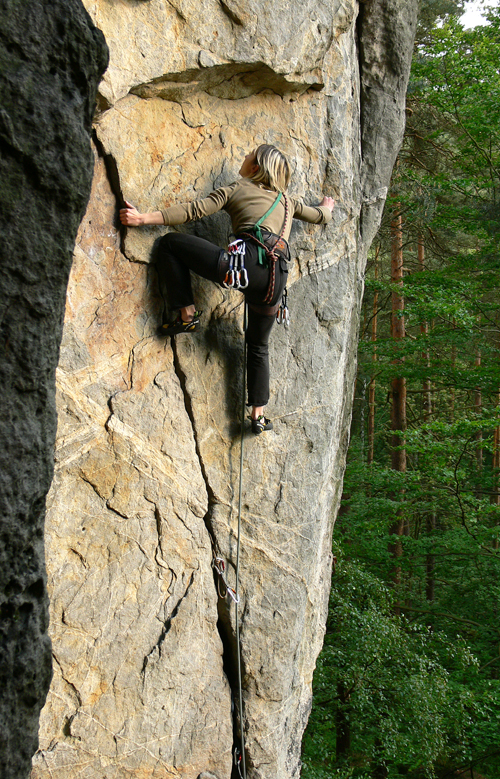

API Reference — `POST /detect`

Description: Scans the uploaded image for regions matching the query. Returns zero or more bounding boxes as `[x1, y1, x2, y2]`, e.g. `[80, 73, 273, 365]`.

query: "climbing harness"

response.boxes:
[223, 239, 249, 290]
[240, 193, 290, 305]
[276, 287, 290, 327]
[210, 301, 248, 779]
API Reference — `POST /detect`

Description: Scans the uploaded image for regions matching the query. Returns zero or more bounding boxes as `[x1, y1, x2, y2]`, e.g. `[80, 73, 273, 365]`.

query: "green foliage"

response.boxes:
[303, 8, 500, 779]
[302, 551, 485, 779]
[416, 0, 466, 44]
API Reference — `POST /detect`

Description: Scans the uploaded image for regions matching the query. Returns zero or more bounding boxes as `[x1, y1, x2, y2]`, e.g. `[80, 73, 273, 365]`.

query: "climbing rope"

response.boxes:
[211, 301, 247, 779]
[235, 300, 247, 779]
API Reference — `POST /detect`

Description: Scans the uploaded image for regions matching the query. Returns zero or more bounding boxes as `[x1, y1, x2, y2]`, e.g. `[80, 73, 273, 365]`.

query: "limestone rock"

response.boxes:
[0, 1, 418, 778]
[31, 150, 233, 779]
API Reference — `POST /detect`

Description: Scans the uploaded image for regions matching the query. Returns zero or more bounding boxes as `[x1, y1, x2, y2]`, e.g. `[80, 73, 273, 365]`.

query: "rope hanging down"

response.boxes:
[235, 300, 247, 779]
[211, 301, 248, 779]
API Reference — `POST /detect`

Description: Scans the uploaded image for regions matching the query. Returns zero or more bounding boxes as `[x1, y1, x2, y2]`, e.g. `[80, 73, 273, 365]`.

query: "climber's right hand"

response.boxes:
[320, 196, 335, 212]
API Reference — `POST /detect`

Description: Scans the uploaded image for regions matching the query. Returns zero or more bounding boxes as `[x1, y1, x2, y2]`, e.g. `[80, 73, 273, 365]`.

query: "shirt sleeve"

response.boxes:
[290, 197, 333, 225]
[160, 183, 237, 226]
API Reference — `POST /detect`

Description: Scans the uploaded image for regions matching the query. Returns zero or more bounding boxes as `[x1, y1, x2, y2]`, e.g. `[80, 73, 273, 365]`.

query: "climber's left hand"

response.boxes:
[120, 200, 144, 226]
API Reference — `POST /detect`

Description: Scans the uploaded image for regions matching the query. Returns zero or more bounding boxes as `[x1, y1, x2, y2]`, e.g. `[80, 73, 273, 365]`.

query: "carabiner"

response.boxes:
[223, 252, 234, 288]
[238, 267, 249, 289]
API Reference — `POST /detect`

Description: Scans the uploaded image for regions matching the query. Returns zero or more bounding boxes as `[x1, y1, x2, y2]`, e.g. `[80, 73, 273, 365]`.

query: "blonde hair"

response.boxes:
[250, 144, 291, 192]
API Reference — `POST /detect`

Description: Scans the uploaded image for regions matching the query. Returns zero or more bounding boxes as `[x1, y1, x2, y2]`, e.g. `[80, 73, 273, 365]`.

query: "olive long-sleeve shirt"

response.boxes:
[160, 178, 332, 240]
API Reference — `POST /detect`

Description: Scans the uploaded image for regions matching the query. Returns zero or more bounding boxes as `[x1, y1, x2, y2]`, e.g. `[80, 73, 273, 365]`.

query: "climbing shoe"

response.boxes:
[158, 311, 202, 337]
[250, 415, 273, 435]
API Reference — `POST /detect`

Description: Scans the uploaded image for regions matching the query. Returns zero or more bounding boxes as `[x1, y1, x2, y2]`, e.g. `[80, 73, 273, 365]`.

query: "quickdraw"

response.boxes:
[276, 287, 290, 327]
[223, 239, 248, 290]
[234, 746, 244, 779]
[212, 554, 240, 604]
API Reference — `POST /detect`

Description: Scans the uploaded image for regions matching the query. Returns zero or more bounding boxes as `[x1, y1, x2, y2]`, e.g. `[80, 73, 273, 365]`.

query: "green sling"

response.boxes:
[252, 192, 283, 267]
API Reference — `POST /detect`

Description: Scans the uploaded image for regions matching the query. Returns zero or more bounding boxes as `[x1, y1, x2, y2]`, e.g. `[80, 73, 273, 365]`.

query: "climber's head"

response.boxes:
[240, 144, 291, 192]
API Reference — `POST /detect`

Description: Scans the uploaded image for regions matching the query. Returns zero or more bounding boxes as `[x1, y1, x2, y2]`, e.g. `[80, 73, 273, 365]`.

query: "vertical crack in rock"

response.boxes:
[52, 653, 82, 708]
[51, 652, 82, 743]
[92, 130, 127, 256]
[170, 338, 245, 773]
[141, 571, 195, 675]
[170, 340, 218, 515]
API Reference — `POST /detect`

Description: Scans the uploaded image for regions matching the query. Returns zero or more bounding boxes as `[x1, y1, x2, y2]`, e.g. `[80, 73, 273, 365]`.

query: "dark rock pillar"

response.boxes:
[0, 2, 107, 777]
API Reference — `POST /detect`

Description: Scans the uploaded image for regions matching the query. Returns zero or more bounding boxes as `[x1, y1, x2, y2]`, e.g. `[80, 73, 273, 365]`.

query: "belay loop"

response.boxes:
[276, 286, 290, 327]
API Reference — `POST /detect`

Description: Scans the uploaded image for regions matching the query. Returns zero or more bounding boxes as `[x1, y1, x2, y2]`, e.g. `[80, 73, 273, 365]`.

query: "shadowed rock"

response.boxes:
[0, 2, 107, 778]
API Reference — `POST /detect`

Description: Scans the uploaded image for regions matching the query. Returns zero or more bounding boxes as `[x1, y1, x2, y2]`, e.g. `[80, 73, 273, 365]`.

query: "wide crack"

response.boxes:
[170, 337, 248, 778]
[92, 131, 128, 257]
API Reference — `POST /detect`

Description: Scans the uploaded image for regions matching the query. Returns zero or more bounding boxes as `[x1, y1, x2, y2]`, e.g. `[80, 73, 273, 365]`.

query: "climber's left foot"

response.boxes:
[158, 310, 202, 337]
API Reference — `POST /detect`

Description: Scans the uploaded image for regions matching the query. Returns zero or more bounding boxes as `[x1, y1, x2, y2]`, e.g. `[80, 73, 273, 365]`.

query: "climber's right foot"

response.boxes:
[158, 311, 202, 337]
[250, 415, 273, 435]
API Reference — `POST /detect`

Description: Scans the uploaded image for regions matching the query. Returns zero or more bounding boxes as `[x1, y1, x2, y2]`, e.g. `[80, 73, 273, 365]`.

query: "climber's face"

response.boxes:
[239, 150, 259, 179]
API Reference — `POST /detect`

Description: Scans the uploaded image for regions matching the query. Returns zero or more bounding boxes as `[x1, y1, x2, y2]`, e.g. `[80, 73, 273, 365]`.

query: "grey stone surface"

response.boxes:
[0, 2, 107, 779]
[0, 0, 418, 778]
[358, 0, 419, 246]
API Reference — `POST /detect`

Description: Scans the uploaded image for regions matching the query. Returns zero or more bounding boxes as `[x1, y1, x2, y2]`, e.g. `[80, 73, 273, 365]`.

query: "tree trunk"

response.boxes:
[389, 205, 406, 603]
[419, 237, 435, 601]
[493, 409, 499, 550]
[475, 331, 483, 495]
[450, 319, 456, 421]
[492, 316, 500, 549]
[368, 248, 379, 466]
[419, 237, 432, 421]
[335, 682, 351, 761]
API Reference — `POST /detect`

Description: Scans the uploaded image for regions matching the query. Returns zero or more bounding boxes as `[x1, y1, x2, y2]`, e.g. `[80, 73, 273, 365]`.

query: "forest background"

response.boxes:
[301, 2, 500, 778]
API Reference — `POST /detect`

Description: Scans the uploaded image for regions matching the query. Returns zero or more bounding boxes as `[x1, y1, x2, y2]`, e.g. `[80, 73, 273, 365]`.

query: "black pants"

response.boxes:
[156, 232, 287, 407]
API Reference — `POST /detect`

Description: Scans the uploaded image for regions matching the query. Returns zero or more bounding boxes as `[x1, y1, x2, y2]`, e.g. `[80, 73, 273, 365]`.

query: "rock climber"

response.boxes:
[119, 144, 335, 434]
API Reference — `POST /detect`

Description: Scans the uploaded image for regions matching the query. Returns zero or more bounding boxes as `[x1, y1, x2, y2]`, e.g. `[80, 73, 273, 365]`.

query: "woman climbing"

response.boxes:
[119, 144, 335, 434]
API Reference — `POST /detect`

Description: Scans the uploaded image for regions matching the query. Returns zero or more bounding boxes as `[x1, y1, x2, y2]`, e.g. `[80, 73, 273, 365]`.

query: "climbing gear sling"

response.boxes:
[212, 548, 239, 604]
[239, 193, 290, 306]
[252, 192, 282, 267]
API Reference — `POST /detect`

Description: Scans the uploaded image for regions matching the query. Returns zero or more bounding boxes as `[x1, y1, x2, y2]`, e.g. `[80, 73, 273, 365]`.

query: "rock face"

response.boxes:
[0, 2, 107, 779]
[26, 2, 417, 779]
